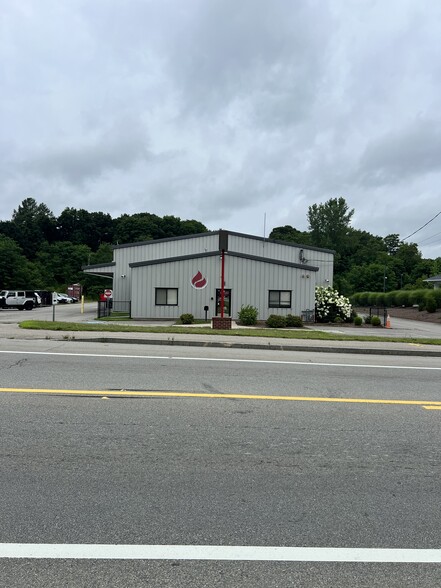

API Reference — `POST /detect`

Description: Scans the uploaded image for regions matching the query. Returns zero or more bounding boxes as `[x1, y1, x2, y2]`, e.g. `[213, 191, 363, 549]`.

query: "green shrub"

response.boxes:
[358, 292, 370, 306]
[180, 313, 194, 324]
[266, 314, 287, 328]
[395, 290, 410, 307]
[364, 315, 371, 324]
[333, 316, 343, 323]
[237, 304, 258, 325]
[367, 292, 378, 305]
[371, 315, 382, 327]
[425, 294, 437, 313]
[285, 314, 303, 328]
[433, 289, 441, 307]
[351, 293, 361, 306]
[409, 289, 428, 306]
[348, 310, 357, 323]
[354, 316, 363, 326]
[315, 286, 352, 322]
[384, 291, 397, 306]
[375, 293, 386, 306]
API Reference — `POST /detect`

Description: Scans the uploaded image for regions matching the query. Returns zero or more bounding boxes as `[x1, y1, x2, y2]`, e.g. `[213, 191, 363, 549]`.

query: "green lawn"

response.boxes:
[18, 320, 441, 345]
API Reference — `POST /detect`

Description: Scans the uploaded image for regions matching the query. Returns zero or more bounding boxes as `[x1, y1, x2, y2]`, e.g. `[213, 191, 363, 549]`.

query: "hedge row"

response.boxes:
[350, 289, 441, 311]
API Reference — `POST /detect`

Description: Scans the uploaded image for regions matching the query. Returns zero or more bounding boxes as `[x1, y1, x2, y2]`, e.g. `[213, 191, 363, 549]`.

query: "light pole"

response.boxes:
[383, 267, 387, 292]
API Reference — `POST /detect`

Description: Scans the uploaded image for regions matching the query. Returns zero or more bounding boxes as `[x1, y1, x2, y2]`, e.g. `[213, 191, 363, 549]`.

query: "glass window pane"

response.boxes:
[156, 289, 167, 305]
[167, 289, 178, 305]
[269, 291, 279, 305]
[280, 291, 291, 306]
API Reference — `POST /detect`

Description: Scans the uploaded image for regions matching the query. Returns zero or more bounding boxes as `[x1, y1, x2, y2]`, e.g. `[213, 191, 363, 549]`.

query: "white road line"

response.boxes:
[0, 544, 440, 562]
[0, 350, 440, 370]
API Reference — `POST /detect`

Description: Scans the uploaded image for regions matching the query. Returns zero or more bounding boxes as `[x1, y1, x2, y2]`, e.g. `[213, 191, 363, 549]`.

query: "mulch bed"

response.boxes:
[354, 306, 441, 325]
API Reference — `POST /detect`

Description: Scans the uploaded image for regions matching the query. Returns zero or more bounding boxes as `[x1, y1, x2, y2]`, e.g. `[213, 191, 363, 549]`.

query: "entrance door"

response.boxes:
[216, 289, 231, 317]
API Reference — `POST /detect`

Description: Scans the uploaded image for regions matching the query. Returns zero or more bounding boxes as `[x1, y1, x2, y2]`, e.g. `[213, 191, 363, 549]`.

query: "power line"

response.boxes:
[402, 210, 441, 240]
[417, 229, 441, 245]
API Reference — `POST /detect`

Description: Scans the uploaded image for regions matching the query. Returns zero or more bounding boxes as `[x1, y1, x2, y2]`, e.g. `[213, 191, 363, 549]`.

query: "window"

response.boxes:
[155, 288, 178, 306]
[269, 290, 291, 308]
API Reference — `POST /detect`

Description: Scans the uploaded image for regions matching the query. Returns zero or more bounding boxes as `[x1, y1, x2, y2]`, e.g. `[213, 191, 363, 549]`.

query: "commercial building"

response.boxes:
[83, 230, 334, 321]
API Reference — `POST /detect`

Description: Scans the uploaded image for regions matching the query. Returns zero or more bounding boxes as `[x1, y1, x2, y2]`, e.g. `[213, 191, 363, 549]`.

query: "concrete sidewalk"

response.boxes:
[1, 321, 441, 357]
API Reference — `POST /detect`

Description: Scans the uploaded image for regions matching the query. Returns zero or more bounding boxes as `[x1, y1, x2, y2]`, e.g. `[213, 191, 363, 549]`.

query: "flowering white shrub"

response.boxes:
[315, 286, 352, 322]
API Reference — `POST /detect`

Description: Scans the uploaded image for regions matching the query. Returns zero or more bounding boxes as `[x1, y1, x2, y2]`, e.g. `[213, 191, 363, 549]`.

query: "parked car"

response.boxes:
[55, 293, 73, 304]
[0, 290, 35, 310]
[55, 293, 78, 304]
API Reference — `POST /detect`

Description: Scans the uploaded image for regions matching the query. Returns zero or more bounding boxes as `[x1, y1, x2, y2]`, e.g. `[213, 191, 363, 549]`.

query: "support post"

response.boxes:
[220, 249, 225, 318]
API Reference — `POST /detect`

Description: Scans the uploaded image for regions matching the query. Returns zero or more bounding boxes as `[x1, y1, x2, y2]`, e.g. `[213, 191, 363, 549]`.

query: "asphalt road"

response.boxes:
[0, 341, 440, 586]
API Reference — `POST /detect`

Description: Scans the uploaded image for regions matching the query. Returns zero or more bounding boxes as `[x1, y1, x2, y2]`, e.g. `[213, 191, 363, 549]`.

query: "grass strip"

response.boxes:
[18, 320, 441, 345]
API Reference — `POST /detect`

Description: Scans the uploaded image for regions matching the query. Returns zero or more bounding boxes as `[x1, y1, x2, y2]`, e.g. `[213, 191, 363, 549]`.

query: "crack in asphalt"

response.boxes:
[2, 358, 28, 370]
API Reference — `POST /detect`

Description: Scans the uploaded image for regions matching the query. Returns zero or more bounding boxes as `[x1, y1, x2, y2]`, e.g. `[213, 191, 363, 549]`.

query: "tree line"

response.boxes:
[0, 196, 439, 298]
[270, 197, 441, 296]
[0, 198, 207, 296]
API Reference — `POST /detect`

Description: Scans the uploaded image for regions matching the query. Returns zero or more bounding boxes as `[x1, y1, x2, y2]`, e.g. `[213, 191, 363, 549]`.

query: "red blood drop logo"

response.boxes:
[191, 271, 207, 289]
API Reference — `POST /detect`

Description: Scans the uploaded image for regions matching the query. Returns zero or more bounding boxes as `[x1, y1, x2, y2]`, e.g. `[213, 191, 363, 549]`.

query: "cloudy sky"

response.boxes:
[1, 0, 441, 258]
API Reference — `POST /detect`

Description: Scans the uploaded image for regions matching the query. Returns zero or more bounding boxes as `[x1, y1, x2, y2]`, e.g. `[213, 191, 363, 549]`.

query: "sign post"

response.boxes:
[52, 292, 57, 322]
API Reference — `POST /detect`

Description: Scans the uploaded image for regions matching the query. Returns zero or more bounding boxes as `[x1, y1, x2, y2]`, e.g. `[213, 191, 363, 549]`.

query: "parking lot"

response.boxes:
[0, 302, 97, 324]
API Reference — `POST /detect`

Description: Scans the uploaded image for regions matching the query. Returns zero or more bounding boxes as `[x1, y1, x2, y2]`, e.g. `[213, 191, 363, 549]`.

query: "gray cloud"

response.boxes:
[356, 120, 441, 186]
[1, 0, 441, 258]
[24, 118, 150, 186]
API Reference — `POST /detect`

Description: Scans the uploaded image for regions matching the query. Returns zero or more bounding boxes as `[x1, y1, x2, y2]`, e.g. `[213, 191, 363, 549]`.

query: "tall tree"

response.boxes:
[36, 241, 91, 287]
[307, 197, 354, 250]
[57, 208, 114, 250]
[11, 198, 57, 258]
[383, 234, 401, 256]
[269, 225, 311, 244]
[0, 235, 38, 287]
[113, 213, 162, 244]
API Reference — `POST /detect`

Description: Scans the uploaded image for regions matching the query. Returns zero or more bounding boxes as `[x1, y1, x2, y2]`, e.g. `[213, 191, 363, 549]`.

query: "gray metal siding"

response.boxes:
[131, 254, 316, 320]
[113, 234, 219, 300]
[132, 256, 219, 319]
[114, 234, 218, 265]
[228, 234, 333, 287]
[113, 234, 218, 305]
[225, 256, 315, 320]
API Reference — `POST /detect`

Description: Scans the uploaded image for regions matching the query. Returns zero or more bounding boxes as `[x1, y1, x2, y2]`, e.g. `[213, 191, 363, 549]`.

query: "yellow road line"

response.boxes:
[423, 406, 441, 410]
[0, 387, 440, 407]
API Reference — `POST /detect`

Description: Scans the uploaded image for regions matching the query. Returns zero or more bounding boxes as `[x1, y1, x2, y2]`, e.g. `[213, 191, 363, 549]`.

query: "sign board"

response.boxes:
[104, 289, 113, 298]
[52, 292, 58, 305]
[190, 271, 207, 289]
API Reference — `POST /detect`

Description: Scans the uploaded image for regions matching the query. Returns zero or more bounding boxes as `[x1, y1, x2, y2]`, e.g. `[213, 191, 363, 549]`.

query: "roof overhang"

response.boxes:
[82, 262, 115, 278]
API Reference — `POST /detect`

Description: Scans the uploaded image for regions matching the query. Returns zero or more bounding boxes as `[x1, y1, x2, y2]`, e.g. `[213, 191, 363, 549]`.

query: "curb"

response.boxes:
[72, 337, 441, 357]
